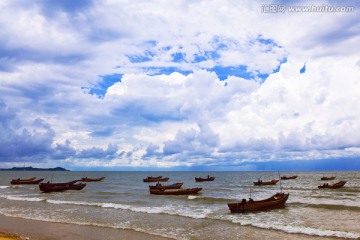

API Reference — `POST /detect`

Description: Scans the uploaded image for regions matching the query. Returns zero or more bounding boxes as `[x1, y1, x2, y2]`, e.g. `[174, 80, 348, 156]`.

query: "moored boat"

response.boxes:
[227, 192, 289, 213]
[149, 187, 202, 195]
[78, 177, 105, 182]
[39, 180, 80, 193]
[10, 178, 44, 185]
[143, 177, 169, 182]
[318, 181, 347, 189]
[11, 177, 36, 181]
[254, 179, 279, 186]
[281, 175, 297, 180]
[321, 176, 336, 181]
[149, 182, 183, 190]
[195, 176, 215, 182]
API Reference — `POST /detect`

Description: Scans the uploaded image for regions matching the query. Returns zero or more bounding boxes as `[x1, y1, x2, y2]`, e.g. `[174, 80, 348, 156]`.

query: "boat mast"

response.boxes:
[278, 171, 282, 193]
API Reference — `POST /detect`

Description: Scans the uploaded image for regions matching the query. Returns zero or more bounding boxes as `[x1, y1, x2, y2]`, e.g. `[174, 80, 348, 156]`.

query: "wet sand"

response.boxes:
[0, 214, 171, 240]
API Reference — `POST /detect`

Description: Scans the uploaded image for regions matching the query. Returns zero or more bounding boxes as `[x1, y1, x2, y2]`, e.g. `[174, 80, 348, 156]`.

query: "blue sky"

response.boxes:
[0, 0, 360, 171]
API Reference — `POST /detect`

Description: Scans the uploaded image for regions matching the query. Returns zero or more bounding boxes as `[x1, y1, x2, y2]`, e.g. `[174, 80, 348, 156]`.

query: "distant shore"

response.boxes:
[0, 167, 69, 171]
[0, 214, 171, 240]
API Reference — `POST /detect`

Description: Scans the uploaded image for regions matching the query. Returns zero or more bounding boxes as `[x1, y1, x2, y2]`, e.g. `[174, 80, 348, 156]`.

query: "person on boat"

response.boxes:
[249, 198, 254, 203]
[156, 182, 161, 187]
[241, 198, 246, 205]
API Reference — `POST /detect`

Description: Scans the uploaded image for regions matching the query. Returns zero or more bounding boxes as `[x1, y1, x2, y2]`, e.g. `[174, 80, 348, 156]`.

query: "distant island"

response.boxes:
[0, 166, 70, 171]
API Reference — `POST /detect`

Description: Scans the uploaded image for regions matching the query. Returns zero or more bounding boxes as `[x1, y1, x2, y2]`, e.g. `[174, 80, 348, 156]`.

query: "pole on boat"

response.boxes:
[278, 171, 282, 193]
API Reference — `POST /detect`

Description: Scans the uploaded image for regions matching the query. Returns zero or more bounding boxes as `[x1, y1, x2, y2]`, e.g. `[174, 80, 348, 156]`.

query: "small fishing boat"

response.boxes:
[78, 177, 105, 182]
[11, 177, 36, 181]
[318, 181, 347, 189]
[195, 176, 215, 182]
[149, 187, 202, 195]
[149, 182, 183, 190]
[39, 180, 80, 193]
[143, 177, 169, 182]
[321, 176, 336, 181]
[227, 192, 289, 213]
[10, 178, 44, 185]
[281, 175, 297, 180]
[254, 179, 279, 186]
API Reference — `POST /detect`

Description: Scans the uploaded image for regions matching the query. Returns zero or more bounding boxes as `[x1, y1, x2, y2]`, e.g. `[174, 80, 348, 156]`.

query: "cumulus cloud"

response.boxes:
[0, 0, 359, 169]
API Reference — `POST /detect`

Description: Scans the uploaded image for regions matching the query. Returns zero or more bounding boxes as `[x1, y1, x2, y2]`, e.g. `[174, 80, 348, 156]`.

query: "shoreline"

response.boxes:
[0, 214, 171, 240]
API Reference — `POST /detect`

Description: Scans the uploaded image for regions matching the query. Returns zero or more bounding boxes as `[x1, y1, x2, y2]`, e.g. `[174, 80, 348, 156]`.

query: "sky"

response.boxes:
[0, 0, 360, 171]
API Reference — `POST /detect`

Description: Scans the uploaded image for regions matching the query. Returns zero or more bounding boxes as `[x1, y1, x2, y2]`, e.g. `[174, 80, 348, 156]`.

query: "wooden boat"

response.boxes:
[254, 179, 279, 186]
[149, 182, 183, 190]
[321, 176, 336, 181]
[10, 178, 44, 185]
[78, 177, 105, 182]
[149, 187, 202, 195]
[11, 177, 36, 181]
[281, 175, 297, 180]
[68, 183, 86, 190]
[318, 181, 346, 189]
[39, 180, 80, 193]
[195, 176, 215, 182]
[145, 176, 162, 180]
[227, 192, 289, 213]
[143, 177, 169, 182]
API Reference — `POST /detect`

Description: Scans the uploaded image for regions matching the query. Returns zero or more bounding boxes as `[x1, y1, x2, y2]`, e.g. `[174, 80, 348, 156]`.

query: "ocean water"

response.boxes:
[0, 171, 359, 239]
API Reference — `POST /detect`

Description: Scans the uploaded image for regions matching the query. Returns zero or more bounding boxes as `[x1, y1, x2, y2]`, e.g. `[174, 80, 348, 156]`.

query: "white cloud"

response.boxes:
[0, 0, 359, 168]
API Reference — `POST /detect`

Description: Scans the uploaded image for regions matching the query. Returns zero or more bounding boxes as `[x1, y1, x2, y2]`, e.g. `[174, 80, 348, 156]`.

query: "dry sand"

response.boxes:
[0, 214, 171, 240]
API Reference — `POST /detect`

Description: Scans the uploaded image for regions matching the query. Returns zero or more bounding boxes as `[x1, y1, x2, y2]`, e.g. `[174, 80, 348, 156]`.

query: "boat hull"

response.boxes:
[318, 181, 346, 189]
[254, 179, 279, 186]
[39, 180, 82, 193]
[149, 182, 183, 190]
[11, 178, 44, 185]
[78, 177, 105, 182]
[195, 177, 215, 182]
[227, 193, 289, 213]
[143, 177, 169, 182]
[281, 176, 297, 180]
[149, 188, 202, 195]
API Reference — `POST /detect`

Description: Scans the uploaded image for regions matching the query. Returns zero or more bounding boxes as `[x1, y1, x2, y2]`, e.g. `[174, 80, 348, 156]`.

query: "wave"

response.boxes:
[302, 203, 360, 212]
[219, 215, 360, 239]
[2, 195, 359, 239]
[0, 186, 9, 189]
[254, 222, 360, 239]
[187, 195, 232, 203]
[6, 195, 45, 202]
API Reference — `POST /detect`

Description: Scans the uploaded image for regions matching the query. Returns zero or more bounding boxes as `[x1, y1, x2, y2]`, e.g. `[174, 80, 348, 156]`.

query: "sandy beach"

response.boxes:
[0, 214, 171, 240]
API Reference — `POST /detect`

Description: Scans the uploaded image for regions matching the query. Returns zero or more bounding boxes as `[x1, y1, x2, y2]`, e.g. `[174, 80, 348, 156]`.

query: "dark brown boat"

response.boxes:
[321, 176, 336, 181]
[39, 180, 82, 193]
[281, 176, 297, 180]
[149, 182, 183, 190]
[143, 177, 169, 182]
[78, 177, 105, 182]
[227, 192, 289, 213]
[149, 187, 202, 195]
[195, 176, 215, 182]
[10, 178, 44, 185]
[254, 179, 279, 186]
[318, 181, 346, 189]
[11, 177, 36, 181]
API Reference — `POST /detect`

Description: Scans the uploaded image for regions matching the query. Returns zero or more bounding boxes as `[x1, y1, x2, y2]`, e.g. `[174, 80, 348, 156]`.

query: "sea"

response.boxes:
[0, 171, 359, 240]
